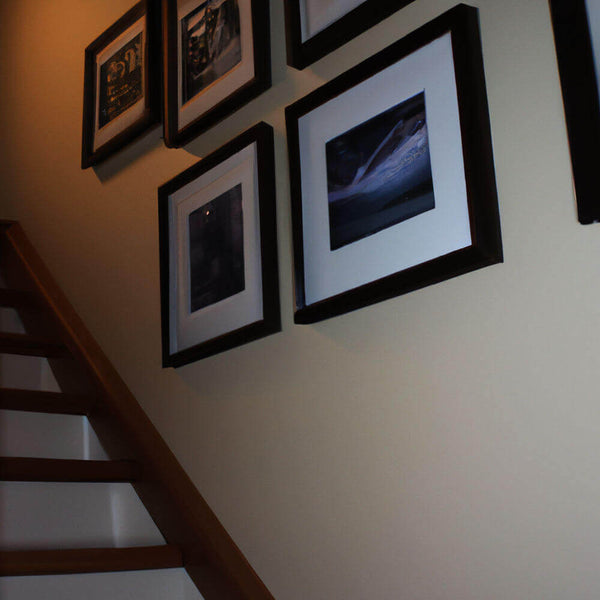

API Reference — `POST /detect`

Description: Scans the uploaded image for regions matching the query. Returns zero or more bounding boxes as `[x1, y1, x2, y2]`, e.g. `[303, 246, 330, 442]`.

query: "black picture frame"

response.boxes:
[285, 4, 502, 324]
[82, 0, 161, 169]
[158, 122, 280, 367]
[549, 0, 600, 224]
[162, 0, 271, 148]
[284, 0, 417, 70]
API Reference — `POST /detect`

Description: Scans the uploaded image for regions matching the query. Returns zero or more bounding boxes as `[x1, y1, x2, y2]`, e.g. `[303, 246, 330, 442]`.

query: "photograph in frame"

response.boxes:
[325, 91, 434, 250]
[549, 0, 600, 224]
[284, 0, 417, 70]
[82, 0, 160, 169]
[98, 33, 144, 128]
[180, 0, 242, 103]
[188, 183, 245, 312]
[158, 122, 280, 367]
[285, 3, 503, 324]
[163, 0, 271, 148]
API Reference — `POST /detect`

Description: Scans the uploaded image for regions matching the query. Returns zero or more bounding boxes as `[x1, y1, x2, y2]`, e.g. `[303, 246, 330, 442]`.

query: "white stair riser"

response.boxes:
[0, 353, 61, 391]
[0, 568, 204, 600]
[0, 482, 165, 550]
[0, 308, 26, 335]
[0, 306, 60, 391]
[0, 410, 108, 459]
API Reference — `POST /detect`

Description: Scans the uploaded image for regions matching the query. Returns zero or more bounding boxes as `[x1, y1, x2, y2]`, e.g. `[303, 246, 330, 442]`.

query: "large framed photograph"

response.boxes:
[549, 0, 600, 224]
[82, 1, 160, 169]
[158, 122, 280, 366]
[284, 0, 417, 70]
[162, 0, 271, 148]
[285, 4, 503, 324]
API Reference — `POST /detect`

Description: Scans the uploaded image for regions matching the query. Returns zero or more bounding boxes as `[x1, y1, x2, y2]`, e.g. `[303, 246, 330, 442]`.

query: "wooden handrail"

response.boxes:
[0, 221, 274, 600]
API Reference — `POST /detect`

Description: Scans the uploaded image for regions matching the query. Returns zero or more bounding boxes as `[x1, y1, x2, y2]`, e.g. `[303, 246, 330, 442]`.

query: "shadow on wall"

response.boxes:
[93, 125, 163, 183]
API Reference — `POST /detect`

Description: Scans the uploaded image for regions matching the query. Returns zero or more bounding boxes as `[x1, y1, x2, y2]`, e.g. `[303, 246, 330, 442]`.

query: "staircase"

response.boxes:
[0, 221, 274, 600]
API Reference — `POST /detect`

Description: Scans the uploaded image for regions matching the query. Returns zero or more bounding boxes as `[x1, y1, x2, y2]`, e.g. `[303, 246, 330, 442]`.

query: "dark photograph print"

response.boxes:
[188, 183, 245, 312]
[181, 0, 242, 104]
[326, 91, 434, 250]
[98, 33, 144, 128]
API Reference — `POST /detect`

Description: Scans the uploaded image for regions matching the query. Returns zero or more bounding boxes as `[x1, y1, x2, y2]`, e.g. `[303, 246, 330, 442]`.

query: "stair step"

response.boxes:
[0, 354, 61, 391]
[0, 388, 93, 415]
[0, 288, 39, 309]
[0, 482, 164, 549]
[0, 306, 26, 334]
[0, 545, 183, 576]
[0, 457, 139, 482]
[0, 410, 108, 459]
[0, 332, 67, 357]
[0, 568, 204, 600]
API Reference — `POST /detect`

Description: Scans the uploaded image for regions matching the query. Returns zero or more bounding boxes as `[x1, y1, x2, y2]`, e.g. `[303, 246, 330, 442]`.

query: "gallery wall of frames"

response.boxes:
[81, 0, 597, 368]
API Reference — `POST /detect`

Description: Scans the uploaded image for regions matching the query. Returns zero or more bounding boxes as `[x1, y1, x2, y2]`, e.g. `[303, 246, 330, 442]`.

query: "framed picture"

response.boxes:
[549, 0, 600, 224]
[284, 0, 417, 70]
[285, 4, 503, 324]
[162, 0, 271, 148]
[82, 0, 160, 169]
[158, 122, 280, 366]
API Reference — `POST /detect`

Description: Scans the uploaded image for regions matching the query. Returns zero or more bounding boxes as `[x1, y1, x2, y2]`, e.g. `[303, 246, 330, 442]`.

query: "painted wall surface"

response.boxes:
[1, 1, 599, 598]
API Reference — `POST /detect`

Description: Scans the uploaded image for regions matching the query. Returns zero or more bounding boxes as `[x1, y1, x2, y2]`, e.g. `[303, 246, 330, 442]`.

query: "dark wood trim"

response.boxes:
[0, 221, 274, 600]
[549, 0, 600, 224]
[0, 388, 94, 415]
[0, 331, 68, 357]
[0, 457, 139, 482]
[0, 545, 183, 576]
[0, 288, 39, 308]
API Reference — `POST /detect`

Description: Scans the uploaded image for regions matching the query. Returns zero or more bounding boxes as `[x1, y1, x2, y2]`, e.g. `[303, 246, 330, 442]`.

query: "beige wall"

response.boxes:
[2, 1, 600, 598]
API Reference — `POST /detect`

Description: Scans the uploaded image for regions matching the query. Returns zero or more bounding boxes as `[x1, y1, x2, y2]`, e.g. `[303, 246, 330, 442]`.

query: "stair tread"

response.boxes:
[0, 457, 139, 482]
[0, 545, 183, 576]
[0, 331, 67, 357]
[0, 288, 39, 308]
[0, 388, 94, 415]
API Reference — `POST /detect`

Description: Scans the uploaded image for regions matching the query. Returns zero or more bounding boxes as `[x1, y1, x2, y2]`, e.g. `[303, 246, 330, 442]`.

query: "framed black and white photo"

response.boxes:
[549, 0, 600, 224]
[285, 4, 503, 324]
[158, 122, 280, 366]
[162, 0, 271, 148]
[284, 0, 416, 70]
[82, 1, 160, 169]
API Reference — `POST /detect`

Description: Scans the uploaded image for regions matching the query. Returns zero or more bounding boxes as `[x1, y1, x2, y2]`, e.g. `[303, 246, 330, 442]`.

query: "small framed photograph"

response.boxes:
[158, 122, 280, 366]
[82, 1, 160, 169]
[162, 0, 271, 148]
[285, 4, 503, 324]
[549, 0, 600, 224]
[284, 0, 416, 70]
